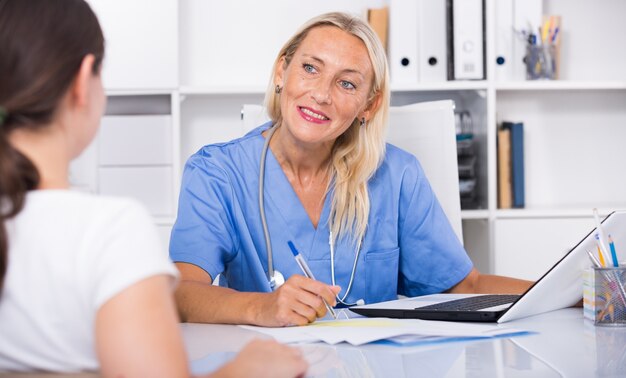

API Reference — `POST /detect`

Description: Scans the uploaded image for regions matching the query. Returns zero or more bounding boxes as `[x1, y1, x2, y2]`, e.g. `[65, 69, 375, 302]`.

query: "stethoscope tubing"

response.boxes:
[259, 124, 362, 305]
[259, 126, 279, 288]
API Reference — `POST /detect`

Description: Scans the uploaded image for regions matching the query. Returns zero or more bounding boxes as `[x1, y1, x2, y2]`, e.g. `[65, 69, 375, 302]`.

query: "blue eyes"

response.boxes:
[340, 81, 356, 90]
[302, 63, 357, 91]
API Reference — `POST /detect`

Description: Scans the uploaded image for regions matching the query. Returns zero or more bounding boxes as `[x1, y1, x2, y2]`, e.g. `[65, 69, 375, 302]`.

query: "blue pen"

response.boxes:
[608, 234, 619, 267]
[287, 241, 337, 319]
[550, 26, 560, 44]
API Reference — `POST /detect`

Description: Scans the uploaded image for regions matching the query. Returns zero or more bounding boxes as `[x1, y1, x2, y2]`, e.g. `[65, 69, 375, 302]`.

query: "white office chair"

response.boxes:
[387, 100, 462, 242]
[241, 99, 463, 242]
[241, 104, 268, 134]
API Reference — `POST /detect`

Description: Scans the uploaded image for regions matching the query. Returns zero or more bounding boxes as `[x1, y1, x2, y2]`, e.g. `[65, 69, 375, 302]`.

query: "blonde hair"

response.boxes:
[264, 12, 390, 246]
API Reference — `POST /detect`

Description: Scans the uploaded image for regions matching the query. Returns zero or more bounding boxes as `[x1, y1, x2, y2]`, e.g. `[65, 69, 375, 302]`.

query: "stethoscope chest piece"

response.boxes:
[269, 270, 285, 290]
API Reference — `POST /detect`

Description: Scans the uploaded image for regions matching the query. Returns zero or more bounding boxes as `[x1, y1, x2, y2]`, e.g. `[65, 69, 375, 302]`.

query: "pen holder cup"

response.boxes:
[584, 267, 626, 326]
[525, 45, 557, 80]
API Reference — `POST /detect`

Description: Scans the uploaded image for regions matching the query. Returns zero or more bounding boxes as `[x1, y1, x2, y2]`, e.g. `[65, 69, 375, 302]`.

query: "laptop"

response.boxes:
[351, 211, 624, 323]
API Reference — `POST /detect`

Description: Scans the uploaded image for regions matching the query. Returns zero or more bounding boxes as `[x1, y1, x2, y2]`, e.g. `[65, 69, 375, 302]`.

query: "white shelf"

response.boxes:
[391, 81, 489, 92]
[177, 80, 626, 96]
[180, 82, 492, 96]
[179, 79, 626, 95]
[153, 216, 176, 225]
[105, 89, 176, 96]
[495, 207, 619, 219]
[180, 86, 267, 95]
[461, 210, 490, 220]
[494, 81, 626, 91]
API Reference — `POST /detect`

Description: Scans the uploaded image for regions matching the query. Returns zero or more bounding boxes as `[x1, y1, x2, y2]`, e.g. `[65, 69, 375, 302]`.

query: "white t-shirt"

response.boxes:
[0, 190, 179, 372]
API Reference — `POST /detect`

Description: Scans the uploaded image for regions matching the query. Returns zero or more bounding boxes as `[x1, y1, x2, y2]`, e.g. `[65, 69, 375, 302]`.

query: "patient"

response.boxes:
[0, 0, 306, 377]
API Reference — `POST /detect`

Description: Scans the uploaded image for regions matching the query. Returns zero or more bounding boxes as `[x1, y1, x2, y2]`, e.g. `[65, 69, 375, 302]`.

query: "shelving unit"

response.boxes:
[495, 81, 626, 91]
[83, 0, 626, 281]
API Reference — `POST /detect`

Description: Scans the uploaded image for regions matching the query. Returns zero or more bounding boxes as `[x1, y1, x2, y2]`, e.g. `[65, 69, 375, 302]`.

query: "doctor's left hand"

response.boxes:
[255, 275, 340, 327]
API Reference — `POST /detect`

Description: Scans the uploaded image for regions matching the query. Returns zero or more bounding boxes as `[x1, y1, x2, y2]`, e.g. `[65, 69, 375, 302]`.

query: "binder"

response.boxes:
[449, 0, 485, 80]
[389, 0, 420, 85]
[418, 0, 447, 82]
[503, 122, 524, 208]
[512, 0, 542, 81]
[494, 0, 514, 81]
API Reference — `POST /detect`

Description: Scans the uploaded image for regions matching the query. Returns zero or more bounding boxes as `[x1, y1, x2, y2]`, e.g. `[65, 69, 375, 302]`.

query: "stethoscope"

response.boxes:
[259, 125, 364, 306]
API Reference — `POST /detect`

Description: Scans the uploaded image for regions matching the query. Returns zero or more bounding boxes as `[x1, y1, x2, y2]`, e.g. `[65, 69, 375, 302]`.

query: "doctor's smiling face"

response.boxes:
[274, 26, 376, 150]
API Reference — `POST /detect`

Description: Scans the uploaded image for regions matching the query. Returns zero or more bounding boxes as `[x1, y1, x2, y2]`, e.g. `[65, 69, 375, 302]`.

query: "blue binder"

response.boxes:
[503, 122, 524, 208]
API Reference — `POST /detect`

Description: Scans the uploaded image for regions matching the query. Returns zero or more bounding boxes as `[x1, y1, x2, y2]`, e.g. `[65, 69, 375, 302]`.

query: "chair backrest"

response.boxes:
[241, 99, 463, 242]
[241, 104, 268, 134]
[387, 100, 463, 242]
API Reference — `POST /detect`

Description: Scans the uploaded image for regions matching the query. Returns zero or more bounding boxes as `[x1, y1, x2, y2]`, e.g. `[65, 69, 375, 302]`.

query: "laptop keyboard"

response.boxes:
[417, 294, 520, 311]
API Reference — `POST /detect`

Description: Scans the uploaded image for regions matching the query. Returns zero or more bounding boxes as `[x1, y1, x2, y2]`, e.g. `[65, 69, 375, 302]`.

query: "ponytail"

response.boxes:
[0, 127, 40, 294]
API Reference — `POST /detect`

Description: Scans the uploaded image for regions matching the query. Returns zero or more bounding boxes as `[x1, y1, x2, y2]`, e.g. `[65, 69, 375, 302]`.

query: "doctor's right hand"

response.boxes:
[255, 275, 341, 327]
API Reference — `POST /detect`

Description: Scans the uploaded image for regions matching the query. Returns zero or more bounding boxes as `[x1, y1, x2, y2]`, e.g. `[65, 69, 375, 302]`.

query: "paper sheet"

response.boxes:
[241, 317, 530, 346]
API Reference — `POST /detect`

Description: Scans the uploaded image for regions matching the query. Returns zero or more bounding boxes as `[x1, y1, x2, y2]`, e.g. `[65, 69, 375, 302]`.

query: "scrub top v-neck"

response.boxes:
[169, 122, 472, 305]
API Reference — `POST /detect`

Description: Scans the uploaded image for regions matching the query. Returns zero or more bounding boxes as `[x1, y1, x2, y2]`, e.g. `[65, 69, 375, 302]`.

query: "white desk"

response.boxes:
[181, 309, 626, 377]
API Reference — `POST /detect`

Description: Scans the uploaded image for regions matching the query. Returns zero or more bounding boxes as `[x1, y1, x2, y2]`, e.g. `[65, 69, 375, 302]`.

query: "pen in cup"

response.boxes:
[593, 208, 611, 265]
[608, 234, 619, 267]
[586, 248, 602, 268]
[595, 234, 607, 267]
[550, 26, 560, 44]
[287, 241, 337, 319]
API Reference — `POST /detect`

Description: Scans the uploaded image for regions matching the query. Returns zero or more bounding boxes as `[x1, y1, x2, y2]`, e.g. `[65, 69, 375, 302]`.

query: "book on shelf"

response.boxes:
[502, 122, 525, 208]
[497, 127, 512, 209]
[367, 7, 389, 51]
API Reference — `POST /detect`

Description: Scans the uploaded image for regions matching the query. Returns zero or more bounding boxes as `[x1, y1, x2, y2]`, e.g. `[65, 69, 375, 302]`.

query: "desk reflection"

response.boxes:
[591, 323, 626, 377]
[188, 336, 558, 377]
[182, 309, 626, 377]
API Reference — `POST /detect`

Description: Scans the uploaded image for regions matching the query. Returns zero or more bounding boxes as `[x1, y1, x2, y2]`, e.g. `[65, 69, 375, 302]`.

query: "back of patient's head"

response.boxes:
[0, 0, 104, 295]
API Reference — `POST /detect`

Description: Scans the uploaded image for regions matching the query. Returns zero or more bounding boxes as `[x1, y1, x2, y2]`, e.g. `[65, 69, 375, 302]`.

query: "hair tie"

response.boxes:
[0, 106, 7, 126]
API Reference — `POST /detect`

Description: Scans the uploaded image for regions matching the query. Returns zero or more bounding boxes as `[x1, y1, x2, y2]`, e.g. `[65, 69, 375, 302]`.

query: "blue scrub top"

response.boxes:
[170, 122, 473, 305]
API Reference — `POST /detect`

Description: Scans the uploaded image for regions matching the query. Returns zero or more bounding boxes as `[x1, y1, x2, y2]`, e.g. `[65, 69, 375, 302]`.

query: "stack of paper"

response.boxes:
[241, 318, 530, 346]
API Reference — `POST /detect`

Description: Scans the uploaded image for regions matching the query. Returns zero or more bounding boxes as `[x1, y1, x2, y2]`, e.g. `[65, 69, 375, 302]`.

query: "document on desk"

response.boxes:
[240, 318, 530, 346]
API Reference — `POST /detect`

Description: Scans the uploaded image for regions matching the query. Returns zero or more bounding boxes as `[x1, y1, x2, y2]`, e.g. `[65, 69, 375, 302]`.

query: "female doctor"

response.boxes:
[170, 12, 531, 327]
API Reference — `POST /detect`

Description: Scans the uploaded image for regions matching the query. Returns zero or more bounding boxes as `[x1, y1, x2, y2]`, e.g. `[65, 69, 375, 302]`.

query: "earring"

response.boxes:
[275, 85, 282, 94]
[360, 117, 366, 127]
